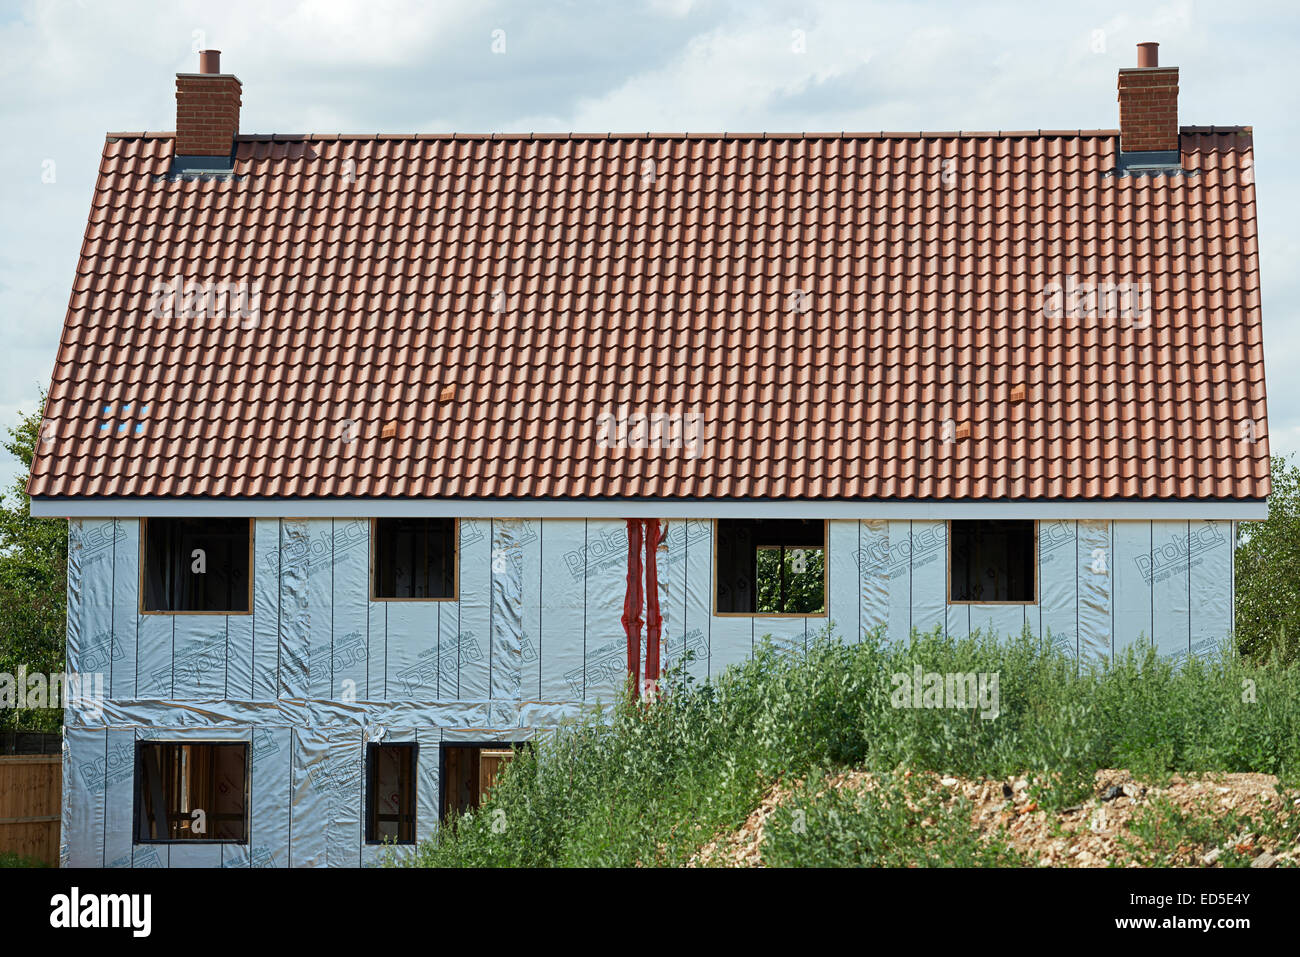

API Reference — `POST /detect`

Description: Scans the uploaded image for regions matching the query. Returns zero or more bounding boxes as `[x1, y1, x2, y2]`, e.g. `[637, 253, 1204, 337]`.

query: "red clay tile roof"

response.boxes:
[29, 129, 1269, 501]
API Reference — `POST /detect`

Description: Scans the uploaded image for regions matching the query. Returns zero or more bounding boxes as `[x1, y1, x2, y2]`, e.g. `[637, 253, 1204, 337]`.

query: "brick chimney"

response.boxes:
[1117, 41, 1179, 155]
[175, 50, 241, 163]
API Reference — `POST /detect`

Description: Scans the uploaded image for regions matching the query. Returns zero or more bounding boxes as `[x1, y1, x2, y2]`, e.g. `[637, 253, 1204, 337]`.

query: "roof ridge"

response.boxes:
[239, 129, 1123, 141]
[105, 126, 1253, 143]
[110, 129, 1133, 143]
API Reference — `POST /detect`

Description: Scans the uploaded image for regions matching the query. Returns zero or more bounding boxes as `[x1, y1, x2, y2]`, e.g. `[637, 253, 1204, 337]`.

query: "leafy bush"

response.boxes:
[0, 397, 67, 733]
[409, 624, 1300, 867]
[1236, 454, 1300, 664]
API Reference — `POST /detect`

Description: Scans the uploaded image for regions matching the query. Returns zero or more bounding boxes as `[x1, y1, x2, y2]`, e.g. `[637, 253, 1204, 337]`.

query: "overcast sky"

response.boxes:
[1, 0, 1297, 492]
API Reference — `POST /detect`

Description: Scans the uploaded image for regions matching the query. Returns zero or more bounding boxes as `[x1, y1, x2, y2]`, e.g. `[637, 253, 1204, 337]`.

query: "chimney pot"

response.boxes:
[1117, 43, 1179, 155]
[175, 52, 241, 163]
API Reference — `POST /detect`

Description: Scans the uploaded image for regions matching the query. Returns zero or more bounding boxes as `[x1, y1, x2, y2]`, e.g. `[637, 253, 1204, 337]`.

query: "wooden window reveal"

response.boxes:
[440, 743, 526, 823]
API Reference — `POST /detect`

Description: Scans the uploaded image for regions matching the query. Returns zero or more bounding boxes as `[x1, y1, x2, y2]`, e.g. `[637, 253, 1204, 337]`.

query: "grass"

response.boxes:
[406, 625, 1300, 868]
[0, 850, 49, 868]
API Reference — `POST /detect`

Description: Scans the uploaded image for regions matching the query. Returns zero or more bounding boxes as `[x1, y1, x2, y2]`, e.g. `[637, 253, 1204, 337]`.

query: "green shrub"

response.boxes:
[1236, 454, 1300, 664]
[409, 626, 1300, 867]
[0, 398, 67, 733]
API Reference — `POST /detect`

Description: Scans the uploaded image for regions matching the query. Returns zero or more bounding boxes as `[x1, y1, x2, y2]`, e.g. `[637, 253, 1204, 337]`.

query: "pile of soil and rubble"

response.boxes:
[689, 769, 1300, 868]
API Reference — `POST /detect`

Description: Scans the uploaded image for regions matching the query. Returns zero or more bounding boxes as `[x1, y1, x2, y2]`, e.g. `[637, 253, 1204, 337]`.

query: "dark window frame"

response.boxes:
[369, 518, 460, 602]
[132, 740, 250, 844]
[712, 519, 829, 618]
[946, 519, 1039, 605]
[438, 741, 531, 824]
[364, 742, 418, 845]
[138, 517, 253, 616]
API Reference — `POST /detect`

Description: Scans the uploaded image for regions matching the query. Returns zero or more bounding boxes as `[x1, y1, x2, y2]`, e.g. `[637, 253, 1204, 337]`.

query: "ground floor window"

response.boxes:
[365, 743, 418, 844]
[134, 741, 248, 842]
[440, 743, 525, 822]
[714, 519, 827, 615]
[948, 519, 1037, 603]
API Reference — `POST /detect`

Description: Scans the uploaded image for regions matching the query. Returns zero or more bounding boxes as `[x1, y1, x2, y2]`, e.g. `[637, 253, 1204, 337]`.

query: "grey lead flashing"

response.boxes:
[168, 154, 236, 176]
[1115, 149, 1187, 176]
[29, 497, 1269, 521]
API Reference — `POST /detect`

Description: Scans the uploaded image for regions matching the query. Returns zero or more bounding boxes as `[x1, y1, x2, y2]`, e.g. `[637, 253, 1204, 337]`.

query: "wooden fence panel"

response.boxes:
[0, 755, 62, 866]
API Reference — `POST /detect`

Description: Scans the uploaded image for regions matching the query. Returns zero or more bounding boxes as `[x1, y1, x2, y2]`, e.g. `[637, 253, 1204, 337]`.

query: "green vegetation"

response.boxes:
[0, 850, 50, 868]
[762, 771, 1025, 867]
[408, 625, 1300, 867]
[1235, 453, 1300, 664]
[756, 545, 825, 614]
[1117, 794, 1300, 868]
[0, 397, 66, 732]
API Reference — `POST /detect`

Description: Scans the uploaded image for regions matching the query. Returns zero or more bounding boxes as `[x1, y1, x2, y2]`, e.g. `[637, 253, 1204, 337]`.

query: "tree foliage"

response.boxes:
[0, 397, 67, 731]
[1235, 454, 1300, 664]
[756, 546, 825, 614]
